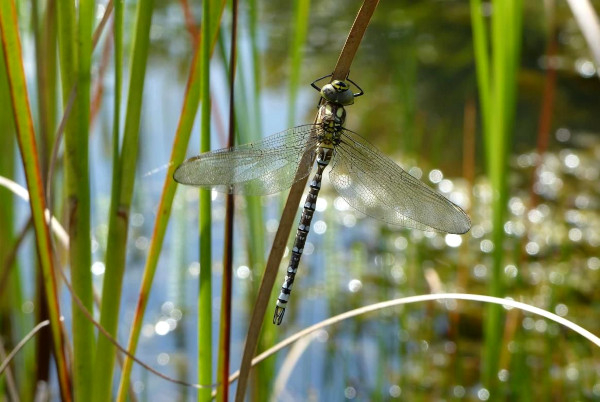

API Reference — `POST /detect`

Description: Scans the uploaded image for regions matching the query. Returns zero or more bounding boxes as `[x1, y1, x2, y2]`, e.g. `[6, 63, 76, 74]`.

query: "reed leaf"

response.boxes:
[32, 0, 57, 173]
[234, 2, 380, 400]
[216, 1, 238, 398]
[470, 0, 523, 390]
[198, 0, 214, 398]
[54, 0, 97, 398]
[247, 0, 272, 398]
[287, 0, 310, 128]
[0, 36, 20, 400]
[0, 1, 71, 399]
[92, 1, 154, 400]
[243, 0, 265, 269]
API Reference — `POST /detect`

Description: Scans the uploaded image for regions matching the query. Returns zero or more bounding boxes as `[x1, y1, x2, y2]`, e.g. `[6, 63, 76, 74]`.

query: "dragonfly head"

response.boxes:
[320, 80, 354, 106]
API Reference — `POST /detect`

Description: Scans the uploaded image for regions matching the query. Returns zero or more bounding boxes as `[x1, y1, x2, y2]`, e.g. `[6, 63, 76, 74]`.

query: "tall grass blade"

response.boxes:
[470, 0, 523, 390]
[32, 0, 57, 173]
[0, 1, 71, 399]
[246, 0, 272, 398]
[216, 1, 238, 399]
[110, 0, 123, 226]
[0, 35, 21, 401]
[287, 0, 311, 127]
[115, 2, 226, 399]
[469, 0, 490, 136]
[243, 0, 265, 272]
[31, 12, 57, 383]
[234, 2, 380, 400]
[93, 0, 155, 399]
[198, 0, 214, 399]
[73, 0, 97, 396]
[247, 0, 261, 134]
[54, 0, 97, 398]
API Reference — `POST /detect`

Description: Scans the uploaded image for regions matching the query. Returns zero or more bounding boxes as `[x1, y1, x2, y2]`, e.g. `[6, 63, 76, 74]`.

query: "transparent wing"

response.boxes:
[174, 125, 320, 195]
[329, 129, 471, 234]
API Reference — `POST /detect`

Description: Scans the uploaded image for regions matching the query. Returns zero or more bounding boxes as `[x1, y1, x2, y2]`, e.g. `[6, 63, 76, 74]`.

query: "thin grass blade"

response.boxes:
[0, 2, 71, 399]
[93, 1, 155, 399]
[470, 0, 523, 390]
[234, 1, 380, 400]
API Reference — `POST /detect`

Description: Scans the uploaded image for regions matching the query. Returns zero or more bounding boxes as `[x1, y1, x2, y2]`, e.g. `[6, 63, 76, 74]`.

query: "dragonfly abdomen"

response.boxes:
[273, 147, 333, 325]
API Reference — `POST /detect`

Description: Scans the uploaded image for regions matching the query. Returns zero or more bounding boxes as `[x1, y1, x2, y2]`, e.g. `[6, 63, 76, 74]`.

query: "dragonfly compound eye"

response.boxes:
[320, 81, 354, 106]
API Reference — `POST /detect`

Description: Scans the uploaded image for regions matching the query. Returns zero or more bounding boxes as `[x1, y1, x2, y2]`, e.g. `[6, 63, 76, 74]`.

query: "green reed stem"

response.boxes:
[111, 0, 123, 257]
[198, 0, 213, 398]
[470, 0, 523, 391]
[0, 2, 71, 399]
[93, 1, 154, 400]
[0, 36, 20, 400]
[33, 0, 57, 173]
[248, 0, 261, 133]
[287, 0, 310, 127]
[55, 0, 96, 398]
[245, 2, 267, 341]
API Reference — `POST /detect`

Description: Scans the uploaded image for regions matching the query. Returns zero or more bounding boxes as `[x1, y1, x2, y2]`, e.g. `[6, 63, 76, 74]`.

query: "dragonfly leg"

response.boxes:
[310, 73, 333, 92]
[346, 76, 364, 97]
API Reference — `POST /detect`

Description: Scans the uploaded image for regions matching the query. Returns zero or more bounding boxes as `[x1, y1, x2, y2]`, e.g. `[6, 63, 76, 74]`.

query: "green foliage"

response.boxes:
[93, 1, 155, 400]
[470, 0, 523, 389]
[0, 0, 71, 398]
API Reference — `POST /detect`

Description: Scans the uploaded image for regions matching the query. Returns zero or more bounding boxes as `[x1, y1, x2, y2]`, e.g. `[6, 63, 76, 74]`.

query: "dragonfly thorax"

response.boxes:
[317, 102, 345, 148]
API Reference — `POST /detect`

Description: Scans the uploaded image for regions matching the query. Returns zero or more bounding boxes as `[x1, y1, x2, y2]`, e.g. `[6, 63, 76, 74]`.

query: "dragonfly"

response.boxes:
[174, 74, 471, 325]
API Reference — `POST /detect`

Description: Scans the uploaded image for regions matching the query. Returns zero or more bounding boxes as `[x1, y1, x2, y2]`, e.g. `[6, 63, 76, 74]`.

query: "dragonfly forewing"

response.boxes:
[173, 125, 321, 195]
[329, 129, 471, 234]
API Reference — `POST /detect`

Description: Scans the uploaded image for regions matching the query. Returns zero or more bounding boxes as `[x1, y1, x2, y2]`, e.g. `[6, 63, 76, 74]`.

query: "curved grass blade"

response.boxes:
[225, 293, 600, 392]
[565, 0, 600, 74]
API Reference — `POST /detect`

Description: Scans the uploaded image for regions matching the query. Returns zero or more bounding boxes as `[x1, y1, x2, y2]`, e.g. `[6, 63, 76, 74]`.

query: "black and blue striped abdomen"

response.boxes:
[273, 146, 334, 324]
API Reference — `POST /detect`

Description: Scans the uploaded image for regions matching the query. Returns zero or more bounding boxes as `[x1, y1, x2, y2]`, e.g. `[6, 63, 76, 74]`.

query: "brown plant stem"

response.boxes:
[233, 1, 380, 400]
[217, 0, 238, 399]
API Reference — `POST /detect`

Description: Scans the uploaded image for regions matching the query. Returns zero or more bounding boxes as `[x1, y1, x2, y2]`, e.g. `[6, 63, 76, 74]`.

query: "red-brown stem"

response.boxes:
[218, 0, 238, 399]
[234, 1, 380, 400]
